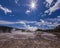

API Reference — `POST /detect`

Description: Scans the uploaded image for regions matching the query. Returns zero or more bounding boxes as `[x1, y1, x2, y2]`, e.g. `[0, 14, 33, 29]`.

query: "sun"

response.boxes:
[30, 1, 37, 10]
[26, 0, 37, 14]
[31, 2, 36, 9]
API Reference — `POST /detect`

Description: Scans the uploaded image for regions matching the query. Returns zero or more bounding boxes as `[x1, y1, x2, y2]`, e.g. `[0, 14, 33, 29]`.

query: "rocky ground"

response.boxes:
[0, 32, 60, 48]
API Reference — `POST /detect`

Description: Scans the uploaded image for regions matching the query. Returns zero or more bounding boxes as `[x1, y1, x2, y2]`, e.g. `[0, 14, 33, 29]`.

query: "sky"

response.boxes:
[0, 0, 60, 30]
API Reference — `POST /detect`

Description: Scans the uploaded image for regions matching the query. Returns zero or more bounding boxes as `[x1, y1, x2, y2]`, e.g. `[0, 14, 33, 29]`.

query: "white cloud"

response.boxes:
[0, 20, 36, 30]
[17, 20, 37, 24]
[45, 0, 53, 7]
[46, 0, 53, 4]
[45, 16, 60, 22]
[0, 5, 12, 14]
[45, 0, 60, 15]
[0, 20, 36, 24]
[36, 17, 60, 29]
[57, 15, 60, 17]
[40, 19, 45, 23]
[26, 10, 31, 14]
[16, 21, 26, 25]
[25, 25, 38, 31]
[0, 19, 59, 29]
[0, 20, 26, 25]
[17, 19, 60, 29]
[0, 20, 15, 24]
[16, 20, 38, 31]
[36, 21, 52, 26]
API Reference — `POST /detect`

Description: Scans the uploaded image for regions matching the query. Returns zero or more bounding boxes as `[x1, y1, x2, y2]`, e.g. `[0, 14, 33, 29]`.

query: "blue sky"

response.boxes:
[0, 0, 60, 30]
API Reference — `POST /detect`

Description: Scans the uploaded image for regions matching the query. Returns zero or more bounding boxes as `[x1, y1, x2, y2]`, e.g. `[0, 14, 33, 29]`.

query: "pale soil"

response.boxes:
[0, 32, 60, 48]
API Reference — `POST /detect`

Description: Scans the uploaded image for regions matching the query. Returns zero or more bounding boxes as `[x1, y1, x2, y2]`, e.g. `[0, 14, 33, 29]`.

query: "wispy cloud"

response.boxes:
[0, 20, 36, 25]
[15, 0, 19, 4]
[45, 0, 53, 7]
[36, 16, 60, 29]
[0, 5, 12, 14]
[44, 0, 60, 15]
[0, 20, 38, 31]
[0, 18, 59, 29]
[0, 20, 15, 24]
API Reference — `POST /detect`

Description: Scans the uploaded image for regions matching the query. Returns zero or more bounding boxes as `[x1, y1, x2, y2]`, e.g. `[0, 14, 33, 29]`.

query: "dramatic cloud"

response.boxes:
[45, 0, 60, 15]
[0, 5, 12, 14]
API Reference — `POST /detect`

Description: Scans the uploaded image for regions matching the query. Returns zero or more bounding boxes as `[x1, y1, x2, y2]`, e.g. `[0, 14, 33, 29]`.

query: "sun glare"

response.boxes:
[31, 2, 36, 9]
[30, 0, 37, 10]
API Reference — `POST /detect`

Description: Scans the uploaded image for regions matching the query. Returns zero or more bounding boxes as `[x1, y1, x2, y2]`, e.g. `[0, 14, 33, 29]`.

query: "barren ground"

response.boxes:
[0, 32, 60, 48]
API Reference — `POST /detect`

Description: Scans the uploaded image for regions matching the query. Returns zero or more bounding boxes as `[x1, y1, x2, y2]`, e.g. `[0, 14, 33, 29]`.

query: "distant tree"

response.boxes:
[54, 25, 60, 32]
[0, 26, 13, 33]
[36, 25, 60, 32]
